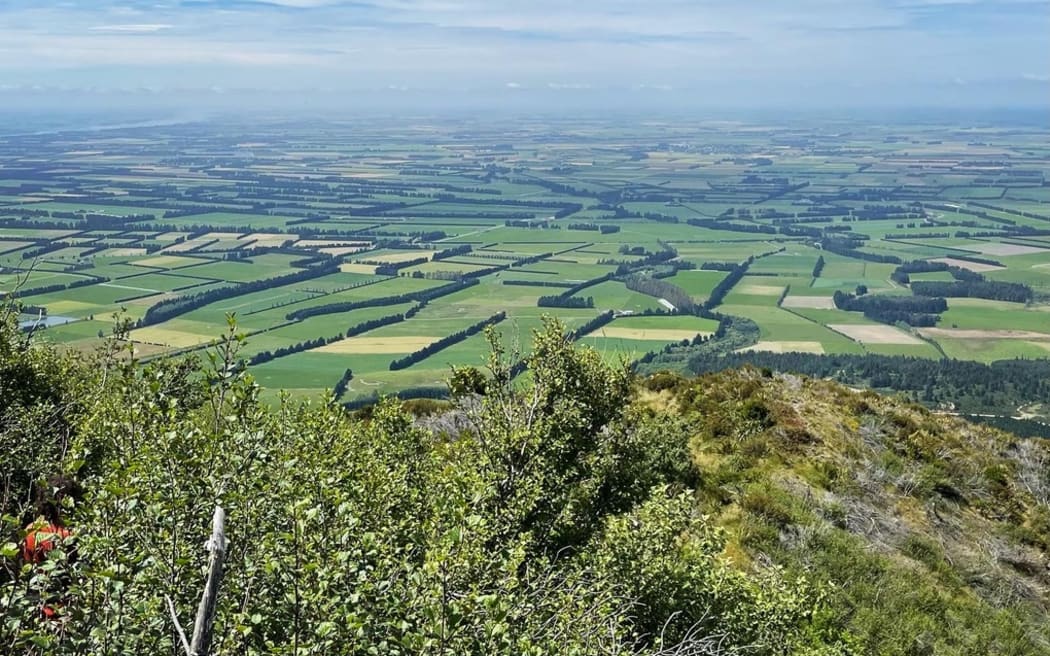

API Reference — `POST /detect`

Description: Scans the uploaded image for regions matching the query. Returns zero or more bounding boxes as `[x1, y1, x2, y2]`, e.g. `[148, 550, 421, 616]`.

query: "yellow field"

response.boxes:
[315, 335, 441, 354]
[131, 327, 215, 348]
[133, 255, 202, 269]
[321, 246, 366, 256]
[367, 250, 437, 263]
[829, 324, 923, 345]
[586, 327, 715, 341]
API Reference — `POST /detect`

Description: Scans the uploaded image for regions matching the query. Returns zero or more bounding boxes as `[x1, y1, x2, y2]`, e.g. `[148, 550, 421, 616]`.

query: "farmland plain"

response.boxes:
[2, 117, 1049, 409]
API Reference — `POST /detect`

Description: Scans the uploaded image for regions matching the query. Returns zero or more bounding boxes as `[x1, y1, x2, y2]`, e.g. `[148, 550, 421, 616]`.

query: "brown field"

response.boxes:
[919, 328, 1050, 340]
[586, 327, 715, 341]
[974, 243, 1049, 257]
[737, 284, 785, 296]
[780, 295, 836, 309]
[929, 257, 1005, 272]
[315, 335, 441, 354]
[828, 324, 924, 344]
[738, 341, 826, 354]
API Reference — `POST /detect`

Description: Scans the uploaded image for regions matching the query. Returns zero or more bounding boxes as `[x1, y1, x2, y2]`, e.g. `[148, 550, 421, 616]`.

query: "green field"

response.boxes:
[0, 117, 1047, 402]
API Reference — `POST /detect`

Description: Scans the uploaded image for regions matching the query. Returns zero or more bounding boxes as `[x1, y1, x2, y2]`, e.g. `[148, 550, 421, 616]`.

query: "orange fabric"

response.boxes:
[22, 524, 71, 564]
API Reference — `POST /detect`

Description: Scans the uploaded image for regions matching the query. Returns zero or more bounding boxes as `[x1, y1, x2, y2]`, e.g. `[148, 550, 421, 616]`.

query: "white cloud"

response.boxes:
[89, 24, 173, 33]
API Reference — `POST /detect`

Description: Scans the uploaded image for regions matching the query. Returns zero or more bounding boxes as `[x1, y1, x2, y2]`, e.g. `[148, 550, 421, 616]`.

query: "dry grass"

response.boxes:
[929, 257, 1005, 273]
[974, 243, 1049, 257]
[738, 341, 826, 354]
[919, 328, 1050, 340]
[340, 263, 378, 274]
[736, 284, 785, 296]
[828, 324, 923, 344]
[586, 327, 714, 341]
[315, 335, 441, 354]
[781, 295, 836, 309]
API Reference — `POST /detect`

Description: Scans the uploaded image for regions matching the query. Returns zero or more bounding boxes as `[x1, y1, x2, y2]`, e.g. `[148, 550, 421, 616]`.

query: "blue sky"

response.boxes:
[0, 0, 1047, 112]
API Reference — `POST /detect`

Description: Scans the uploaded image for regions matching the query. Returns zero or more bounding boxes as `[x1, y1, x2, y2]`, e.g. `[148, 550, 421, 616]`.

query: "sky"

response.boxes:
[0, 0, 1047, 115]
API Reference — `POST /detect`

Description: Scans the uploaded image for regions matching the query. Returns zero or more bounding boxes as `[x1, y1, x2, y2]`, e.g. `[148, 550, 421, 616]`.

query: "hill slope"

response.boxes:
[1, 311, 1048, 655]
[641, 369, 1050, 654]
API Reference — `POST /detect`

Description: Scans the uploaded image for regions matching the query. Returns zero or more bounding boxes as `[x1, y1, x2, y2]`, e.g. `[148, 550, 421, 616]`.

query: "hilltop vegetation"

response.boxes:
[1, 306, 1049, 655]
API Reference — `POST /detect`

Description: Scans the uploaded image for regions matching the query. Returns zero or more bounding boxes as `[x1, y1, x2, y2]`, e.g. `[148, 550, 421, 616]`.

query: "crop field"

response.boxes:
[2, 117, 1049, 403]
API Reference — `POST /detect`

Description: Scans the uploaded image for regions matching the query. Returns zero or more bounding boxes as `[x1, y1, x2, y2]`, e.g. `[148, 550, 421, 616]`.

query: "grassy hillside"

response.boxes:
[1, 306, 1047, 655]
[640, 370, 1050, 653]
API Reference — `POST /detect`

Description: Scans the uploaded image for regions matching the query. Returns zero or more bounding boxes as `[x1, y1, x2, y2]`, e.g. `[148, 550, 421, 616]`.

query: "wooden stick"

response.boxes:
[165, 594, 192, 656]
[189, 506, 227, 656]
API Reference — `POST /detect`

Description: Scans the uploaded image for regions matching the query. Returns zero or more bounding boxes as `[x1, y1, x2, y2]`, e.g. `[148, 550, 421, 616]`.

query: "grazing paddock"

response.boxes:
[919, 328, 1050, 340]
[585, 326, 714, 341]
[781, 295, 836, 309]
[738, 341, 826, 354]
[828, 324, 924, 345]
[973, 243, 1049, 257]
[929, 257, 1005, 273]
[341, 263, 378, 274]
[132, 327, 216, 348]
[314, 336, 442, 354]
[365, 250, 437, 263]
[736, 284, 785, 296]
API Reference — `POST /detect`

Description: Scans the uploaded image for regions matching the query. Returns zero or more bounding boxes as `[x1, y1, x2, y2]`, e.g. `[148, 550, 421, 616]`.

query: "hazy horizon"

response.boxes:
[0, 0, 1047, 117]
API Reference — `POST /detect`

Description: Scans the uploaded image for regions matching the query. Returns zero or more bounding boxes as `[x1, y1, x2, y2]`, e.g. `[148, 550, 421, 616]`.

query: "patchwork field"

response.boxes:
[1, 117, 1048, 405]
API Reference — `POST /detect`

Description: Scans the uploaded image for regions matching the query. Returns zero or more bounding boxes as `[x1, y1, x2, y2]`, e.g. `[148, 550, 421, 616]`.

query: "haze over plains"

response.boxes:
[0, 0, 1047, 114]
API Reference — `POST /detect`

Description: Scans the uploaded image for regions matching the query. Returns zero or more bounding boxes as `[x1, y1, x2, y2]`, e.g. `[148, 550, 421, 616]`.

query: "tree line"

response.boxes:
[286, 278, 477, 321]
[833, 290, 946, 327]
[389, 311, 507, 370]
[139, 261, 341, 327]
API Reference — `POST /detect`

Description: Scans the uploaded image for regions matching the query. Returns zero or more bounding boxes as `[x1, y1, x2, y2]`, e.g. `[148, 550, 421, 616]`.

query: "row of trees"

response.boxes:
[139, 261, 341, 327]
[567, 223, 620, 234]
[911, 280, 1033, 303]
[819, 238, 902, 264]
[812, 255, 825, 278]
[248, 306, 421, 366]
[432, 244, 472, 260]
[705, 257, 753, 310]
[833, 290, 946, 327]
[538, 295, 594, 309]
[286, 279, 477, 321]
[686, 218, 778, 235]
[623, 275, 694, 312]
[389, 311, 507, 370]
